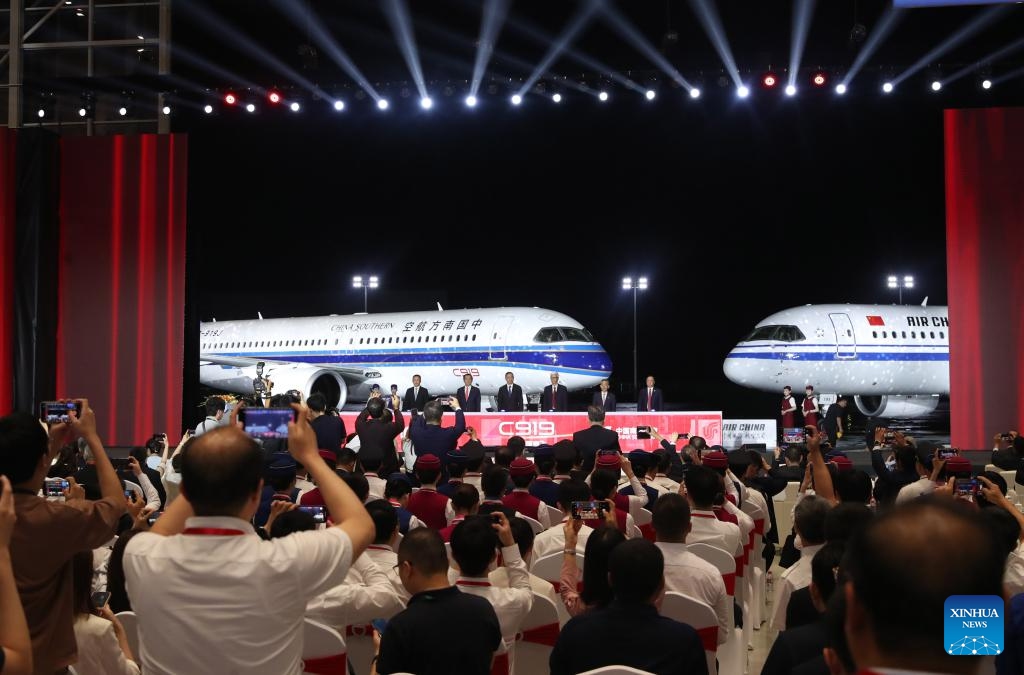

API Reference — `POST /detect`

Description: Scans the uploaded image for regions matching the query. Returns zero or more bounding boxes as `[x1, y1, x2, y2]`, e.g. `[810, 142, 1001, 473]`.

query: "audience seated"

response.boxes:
[71, 551, 139, 675]
[478, 468, 518, 520]
[549, 539, 708, 675]
[560, 515, 625, 617]
[489, 517, 560, 619]
[375, 528, 501, 675]
[503, 457, 559, 528]
[384, 477, 426, 534]
[528, 445, 560, 507]
[772, 494, 830, 632]
[122, 405, 373, 673]
[405, 455, 453, 529]
[1, 405, 125, 673]
[439, 483, 479, 542]
[683, 465, 742, 557]
[363, 499, 409, 600]
[533, 480, 595, 559]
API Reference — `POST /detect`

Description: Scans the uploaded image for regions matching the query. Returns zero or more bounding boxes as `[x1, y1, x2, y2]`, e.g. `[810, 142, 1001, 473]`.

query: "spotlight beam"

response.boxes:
[686, 0, 741, 88]
[470, 0, 511, 98]
[515, 2, 601, 97]
[382, 0, 428, 100]
[600, 1, 694, 90]
[893, 4, 1013, 87]
[841, 5, 905, 87]
[942, 35, 1024, 86]
[993, 63, 1024, 86]
[269, 0, 381, 101]
[788, 0, 817, 88]
[182, 0, 332, 103]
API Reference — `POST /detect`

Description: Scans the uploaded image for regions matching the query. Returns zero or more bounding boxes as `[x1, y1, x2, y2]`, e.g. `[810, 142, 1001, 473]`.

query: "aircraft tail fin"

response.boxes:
[921, 296, 929, 307]
[437, 302, 444, 311]
[258, 312, 264, 320]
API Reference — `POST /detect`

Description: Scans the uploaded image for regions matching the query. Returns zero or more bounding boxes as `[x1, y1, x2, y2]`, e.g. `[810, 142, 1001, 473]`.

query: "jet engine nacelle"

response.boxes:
[853, 394, 940, 418]
[199, 363, 347, 409]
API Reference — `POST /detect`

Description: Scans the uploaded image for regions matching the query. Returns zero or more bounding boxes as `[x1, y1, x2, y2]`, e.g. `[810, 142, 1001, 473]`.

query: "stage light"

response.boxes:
[689, 87, 701, 99]
[811, 71, 827, 87]
[268, 91, 281, 104]
[203, 104, 214, 114]
[37, 108, 45, 119]
[835, 83, 847, 95]
[598, 91, 609, 102]
[882, 81, 894, 93]
[78, 108, 87, 118]
[465, 95, 478, 107]
[552, 93, 562, 103]
[761, 72, 778, 88]
[117, 106, 127, 116]
[162, 105, 171, 115]
[511, 94, 523, 106]
[930, 80, 942, 92]
[333, 100, 345, 111]
[644, 89, 656, 101]
[377, 98, 389, 110]
[785, 84, 797, 97]
[224, 93, 237, 105]
[289, 101, 301, 112]
[737, 85, 750, 98]
[246, 103, 256, 113]
[981, 78, 992, 90]
[420, 97, 433, 110]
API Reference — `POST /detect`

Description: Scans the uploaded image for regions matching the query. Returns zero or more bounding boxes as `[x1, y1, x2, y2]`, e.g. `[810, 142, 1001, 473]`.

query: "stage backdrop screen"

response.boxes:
[57, 134, 188, 445]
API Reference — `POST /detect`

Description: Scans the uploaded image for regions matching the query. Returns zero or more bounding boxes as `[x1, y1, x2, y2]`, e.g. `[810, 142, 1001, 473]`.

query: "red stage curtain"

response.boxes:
[57, 134, 188, 445]
[944, 108, 1024, 449]
[0, 130, 15, 413]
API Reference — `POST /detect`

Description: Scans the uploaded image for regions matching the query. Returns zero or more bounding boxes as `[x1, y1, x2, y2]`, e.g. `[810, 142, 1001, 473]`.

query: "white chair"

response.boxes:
[688, 543, 743, 675]
[518, 514, 545, 535]
[578, 667, 656, 675]
[302, 618, 347, 675]
[530, 551, 584, 592]
[114, 610, 139, 663]
[634, 508, 653, 527]
[345, 622, 376, 675]
[513, 593, 561, 675]
[659, 591, 720, 675]
[740, 499, 767, 631]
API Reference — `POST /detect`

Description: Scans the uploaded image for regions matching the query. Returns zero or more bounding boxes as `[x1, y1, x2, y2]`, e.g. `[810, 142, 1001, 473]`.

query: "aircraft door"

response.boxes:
[488, 315, 515, 360]
[828, 313, 857, 359]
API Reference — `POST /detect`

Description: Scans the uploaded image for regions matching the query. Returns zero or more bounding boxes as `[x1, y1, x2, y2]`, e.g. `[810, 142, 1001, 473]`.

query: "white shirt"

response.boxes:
[688, 508, 742, 557]
[771, 542, 825, 632]
[463, 473, 483, 492]
[193, 415, 225, 437]
[363, 544, 409, 601]
[365, 473, 387, 502]
[743, 488, 772, 540]
[656, 542, 731, 645]
[124, 516, 353, 675]
[489, 565, 564, 625]
[73, 614, 141, 675]
[652, 474, 681, 493]
[306, 554, 404, 629]
[456, 545, 534, 654]
[532, 519, 594, 561]
[1005, 540, 1024, 597]
[896, 476, 937, 504]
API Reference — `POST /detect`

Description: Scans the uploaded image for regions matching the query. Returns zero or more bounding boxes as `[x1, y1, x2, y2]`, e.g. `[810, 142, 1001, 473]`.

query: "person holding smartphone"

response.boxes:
[71, 552, 139, 674]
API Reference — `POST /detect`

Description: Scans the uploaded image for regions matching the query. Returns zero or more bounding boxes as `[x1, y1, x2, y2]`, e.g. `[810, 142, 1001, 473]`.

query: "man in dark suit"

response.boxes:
[591, 378, 617, 412]
[541, 372, 569, 412]
[495, 371, 524, 412]
[408, 397, 467, 466]
[455, 373, 481, 412]
[402, 373, 429, 412]
[355, 394, 405, 477]
[637, 374, 663, 412]
[772, 445, 806, 482]
[573, 405, 620, 473]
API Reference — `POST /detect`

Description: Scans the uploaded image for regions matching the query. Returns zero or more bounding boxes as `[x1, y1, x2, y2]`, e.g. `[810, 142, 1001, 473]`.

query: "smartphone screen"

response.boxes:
[39, 400, 81, 425]
[147, 511, 163, 526]
[299, 505, 327, 523]
[44, 480, 69, 497]
[238, 407, 297, 439]
[781, 427, 804, 444]
[571, 500, 607, 520]
[91, 591, 110, 608]
[954, 478, 980, 496]
[371, 618, 389, 634]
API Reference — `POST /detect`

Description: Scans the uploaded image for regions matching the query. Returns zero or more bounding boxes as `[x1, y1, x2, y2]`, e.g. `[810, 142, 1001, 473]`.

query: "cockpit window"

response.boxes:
[534, 327, 563, 343]
[743, 325, 806, 342]
[533, 327, 596, 343]
[560, 327, 595, 342]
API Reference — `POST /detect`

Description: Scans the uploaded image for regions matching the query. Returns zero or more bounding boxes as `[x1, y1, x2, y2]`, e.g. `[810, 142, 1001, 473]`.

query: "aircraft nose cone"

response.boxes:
[723, 350, 747, 385]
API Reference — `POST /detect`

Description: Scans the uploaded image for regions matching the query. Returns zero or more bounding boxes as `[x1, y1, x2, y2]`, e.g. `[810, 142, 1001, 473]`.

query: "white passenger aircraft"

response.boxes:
[723, 303, 949, 418]
[199, 307, 612, 409]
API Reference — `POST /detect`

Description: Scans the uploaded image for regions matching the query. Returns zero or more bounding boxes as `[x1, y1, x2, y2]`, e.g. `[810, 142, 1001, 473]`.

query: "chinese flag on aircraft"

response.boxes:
[866, 316, 885, 326]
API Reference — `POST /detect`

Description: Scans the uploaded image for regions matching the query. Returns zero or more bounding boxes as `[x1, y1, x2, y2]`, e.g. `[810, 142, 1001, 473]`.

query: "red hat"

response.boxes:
[944, 456, 972, 475]
[830, 455, 854, 472]
[318, 449, 337, 463]
[595, 453, 621, 470]
[415, 455, 441, 471]
[509, 457, 536, 477]
[703, 451, 729, 469]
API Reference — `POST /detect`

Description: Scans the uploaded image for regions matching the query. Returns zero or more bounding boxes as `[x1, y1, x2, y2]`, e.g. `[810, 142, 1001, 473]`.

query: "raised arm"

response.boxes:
[806, 429, 837, 504]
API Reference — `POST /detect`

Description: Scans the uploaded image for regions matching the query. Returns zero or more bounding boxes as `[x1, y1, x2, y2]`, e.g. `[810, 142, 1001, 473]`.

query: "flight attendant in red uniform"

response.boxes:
[780, 386, 798, 429]
[802, 385, 820, 430]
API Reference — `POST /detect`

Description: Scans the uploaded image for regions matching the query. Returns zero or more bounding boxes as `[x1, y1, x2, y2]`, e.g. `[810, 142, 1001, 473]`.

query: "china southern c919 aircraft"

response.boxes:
[723, 303, 949, 418]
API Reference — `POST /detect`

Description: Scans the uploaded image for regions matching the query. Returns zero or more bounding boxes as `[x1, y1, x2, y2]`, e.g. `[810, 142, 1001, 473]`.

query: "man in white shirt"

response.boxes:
[491, 516, 564, 624]
[192, 397, 226, 437]
[770, 494, 829, 632]
[124, 404, 374, 675]
[361, 499, 409, 601]
[895, 451, 939, 504]
[450, 512, 533, 666]
[683, 466, 742, 557]
[532, 480, 596, 560]
[652, 493, 731, 645]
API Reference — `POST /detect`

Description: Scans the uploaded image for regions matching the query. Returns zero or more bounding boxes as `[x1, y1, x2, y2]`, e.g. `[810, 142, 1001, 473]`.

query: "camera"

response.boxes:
[91, 591, 110, 608]
[955, 477, 980, 497]
[938, 448, 959, 460]
[39, 400, 82, 425]
[636, 426, 651, 440]
[1001, 432, 1014, 442]
[299, 505, 327, 524]
[44, 479, 69, 497]
[238, 407, 298, 440]
[571, 500, 610, 520]
[883, 430, 897, 442]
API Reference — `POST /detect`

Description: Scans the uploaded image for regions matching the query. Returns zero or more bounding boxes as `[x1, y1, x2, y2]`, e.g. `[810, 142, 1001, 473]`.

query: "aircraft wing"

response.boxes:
[199, 354, 369, 380]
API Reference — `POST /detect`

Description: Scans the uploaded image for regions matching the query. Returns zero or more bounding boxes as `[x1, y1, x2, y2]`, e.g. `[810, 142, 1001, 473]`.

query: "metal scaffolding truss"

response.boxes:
[1, 0, 171, 134]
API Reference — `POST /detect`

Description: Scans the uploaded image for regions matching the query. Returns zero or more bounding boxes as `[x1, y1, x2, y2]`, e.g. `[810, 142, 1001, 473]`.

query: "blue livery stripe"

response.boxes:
[726, 351, 950, 362]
